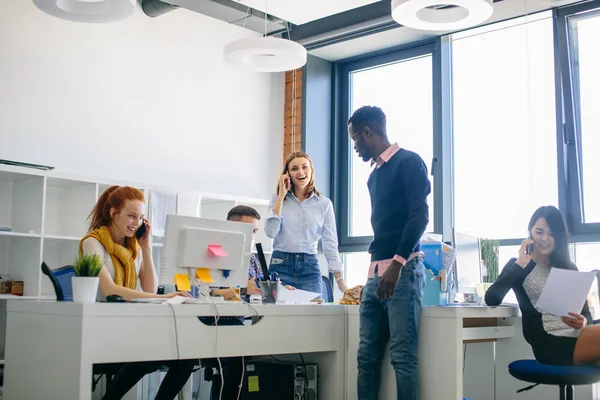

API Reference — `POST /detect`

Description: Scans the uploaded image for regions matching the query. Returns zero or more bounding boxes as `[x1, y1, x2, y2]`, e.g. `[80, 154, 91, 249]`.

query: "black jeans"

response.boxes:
[102, 359, 196, 400]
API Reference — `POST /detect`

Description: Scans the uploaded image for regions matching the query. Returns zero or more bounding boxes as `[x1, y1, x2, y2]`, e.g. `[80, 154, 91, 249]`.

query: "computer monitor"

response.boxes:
[160, 215, 253, 289]
[453, 232, 483, 293]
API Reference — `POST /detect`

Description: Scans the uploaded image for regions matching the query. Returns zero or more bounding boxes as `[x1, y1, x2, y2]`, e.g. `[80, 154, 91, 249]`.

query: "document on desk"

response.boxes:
[535, 268, 596, 317]
[276, 284, 320, 304]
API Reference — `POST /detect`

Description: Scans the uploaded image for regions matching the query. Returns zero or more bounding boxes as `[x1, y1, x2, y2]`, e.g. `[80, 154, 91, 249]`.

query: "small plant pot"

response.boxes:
[72, 277, 99, 303]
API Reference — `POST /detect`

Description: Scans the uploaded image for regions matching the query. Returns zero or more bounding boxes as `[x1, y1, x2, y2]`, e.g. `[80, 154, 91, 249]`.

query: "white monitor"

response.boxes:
[160, 215, 253, 289]
[453, 232, 483, 293]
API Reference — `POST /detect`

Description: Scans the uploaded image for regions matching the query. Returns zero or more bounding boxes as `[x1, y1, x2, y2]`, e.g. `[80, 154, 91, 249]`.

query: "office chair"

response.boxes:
[509, 272, 600, 400]
[321, 275, 333, 303]
[41, 262, 75, 301]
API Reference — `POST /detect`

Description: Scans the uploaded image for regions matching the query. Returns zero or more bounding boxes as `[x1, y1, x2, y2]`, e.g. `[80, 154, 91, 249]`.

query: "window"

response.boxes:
[348, 55, 434, 237]
[566, 8, 600, 224]
[344, 252, 372, 288]
[452, 13, 558, 240]
[573, 243, 600, 318]
[336, 43, 436, 251]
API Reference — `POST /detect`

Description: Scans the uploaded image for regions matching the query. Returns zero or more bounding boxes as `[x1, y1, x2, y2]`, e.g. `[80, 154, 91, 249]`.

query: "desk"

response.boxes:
[3, 301, 347, 400]
[346, 305, 520, 400]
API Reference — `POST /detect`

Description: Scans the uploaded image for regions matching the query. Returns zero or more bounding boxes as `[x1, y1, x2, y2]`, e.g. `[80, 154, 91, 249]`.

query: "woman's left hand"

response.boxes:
[337, 279, 348, 293]
[562, 312, 587, 329]
[137, 218, 151, 249]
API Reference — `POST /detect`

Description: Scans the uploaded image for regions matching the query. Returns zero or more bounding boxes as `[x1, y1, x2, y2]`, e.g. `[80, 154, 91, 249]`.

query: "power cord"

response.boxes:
[299, 353, 308, 400]
[166, 302, 181, 360]
[199, 290, 224, 400]
[237, 356, 245, 400]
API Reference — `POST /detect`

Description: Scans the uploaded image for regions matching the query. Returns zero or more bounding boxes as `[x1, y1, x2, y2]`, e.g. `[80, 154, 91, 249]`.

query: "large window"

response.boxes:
[452, 13, 558, 240]
[336, 43, 436, 252]
[349, 55, 434, 237]
[563, 7, 600, 226]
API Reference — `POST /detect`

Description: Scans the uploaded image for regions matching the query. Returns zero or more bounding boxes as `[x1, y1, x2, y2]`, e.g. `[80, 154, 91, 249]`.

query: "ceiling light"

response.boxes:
[33, 0, 136, 23]
[223, 36, 307, 73]
[391, 0, 493, 31]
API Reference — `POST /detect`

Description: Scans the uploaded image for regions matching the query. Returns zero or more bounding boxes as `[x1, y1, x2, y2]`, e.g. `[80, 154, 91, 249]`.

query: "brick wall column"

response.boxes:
[283, 68, 303, 160]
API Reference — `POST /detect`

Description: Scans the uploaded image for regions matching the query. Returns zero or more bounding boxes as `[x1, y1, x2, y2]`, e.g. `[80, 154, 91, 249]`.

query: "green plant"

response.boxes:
[74, 254, 103, 277]
[481, 239, 500, 283]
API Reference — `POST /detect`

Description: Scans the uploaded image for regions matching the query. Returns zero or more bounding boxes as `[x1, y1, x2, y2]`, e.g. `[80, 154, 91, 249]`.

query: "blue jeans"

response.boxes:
[268, 251, 322, 295]
[357, 258, 425, 400]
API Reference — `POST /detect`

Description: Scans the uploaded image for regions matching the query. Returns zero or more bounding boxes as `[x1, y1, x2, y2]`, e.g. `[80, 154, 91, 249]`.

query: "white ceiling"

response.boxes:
[308, 0, 582, 61]
[232, 0, 382, 25]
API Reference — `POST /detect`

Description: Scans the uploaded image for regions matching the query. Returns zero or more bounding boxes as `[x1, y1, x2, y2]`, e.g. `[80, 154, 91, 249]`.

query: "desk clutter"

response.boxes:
[339, 285, 363, 305]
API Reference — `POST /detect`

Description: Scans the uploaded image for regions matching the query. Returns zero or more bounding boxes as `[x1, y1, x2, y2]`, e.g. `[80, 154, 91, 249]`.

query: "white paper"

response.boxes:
[536, 268, 596, 317]
[276, 283, 320, 304]
[176, 192, 201, 218]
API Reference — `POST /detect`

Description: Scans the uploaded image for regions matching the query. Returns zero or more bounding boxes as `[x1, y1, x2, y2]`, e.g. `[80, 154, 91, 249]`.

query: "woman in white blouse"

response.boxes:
[265, 151, 347, 295]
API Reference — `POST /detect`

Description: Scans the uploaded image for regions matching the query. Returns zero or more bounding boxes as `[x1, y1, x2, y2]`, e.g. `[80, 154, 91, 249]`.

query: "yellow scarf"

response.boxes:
[79, 226, 138, 290]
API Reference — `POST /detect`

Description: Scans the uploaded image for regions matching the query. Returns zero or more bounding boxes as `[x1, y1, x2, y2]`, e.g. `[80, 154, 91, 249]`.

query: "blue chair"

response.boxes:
[321, 275, 333, 303]
[41, 262, 75, 301]
[509, 359, 600, 400]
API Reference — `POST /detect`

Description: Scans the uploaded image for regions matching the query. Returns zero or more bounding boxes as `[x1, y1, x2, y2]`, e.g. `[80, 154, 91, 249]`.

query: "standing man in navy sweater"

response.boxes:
[348, 106, 431, 400]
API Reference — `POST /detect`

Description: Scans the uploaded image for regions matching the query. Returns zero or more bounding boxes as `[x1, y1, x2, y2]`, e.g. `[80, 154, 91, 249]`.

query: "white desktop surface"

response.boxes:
[3, 301, 346, 400]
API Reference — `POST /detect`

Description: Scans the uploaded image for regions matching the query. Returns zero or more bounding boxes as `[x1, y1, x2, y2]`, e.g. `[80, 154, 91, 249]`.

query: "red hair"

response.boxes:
[88, 186, 145, 232]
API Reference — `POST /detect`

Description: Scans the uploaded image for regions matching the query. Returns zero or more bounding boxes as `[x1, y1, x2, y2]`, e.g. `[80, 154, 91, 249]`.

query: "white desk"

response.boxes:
[3, 301, 347, 400]
[346, 305, 520, 400]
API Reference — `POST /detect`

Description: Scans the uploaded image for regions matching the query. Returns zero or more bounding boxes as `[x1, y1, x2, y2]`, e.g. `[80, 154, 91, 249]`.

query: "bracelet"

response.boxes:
[335, 276, 343, 282]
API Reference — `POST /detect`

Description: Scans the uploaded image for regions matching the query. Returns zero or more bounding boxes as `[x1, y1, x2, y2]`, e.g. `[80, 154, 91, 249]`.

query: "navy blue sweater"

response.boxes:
[367, 148, 431, 262]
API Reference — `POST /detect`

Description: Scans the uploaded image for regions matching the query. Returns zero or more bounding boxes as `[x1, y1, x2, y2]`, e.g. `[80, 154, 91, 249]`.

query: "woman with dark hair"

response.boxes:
[486, 205, 600, 366]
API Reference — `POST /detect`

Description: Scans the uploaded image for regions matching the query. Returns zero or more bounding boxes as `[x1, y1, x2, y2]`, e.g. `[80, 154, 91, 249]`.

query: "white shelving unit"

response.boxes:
[0, 164, 272, 298]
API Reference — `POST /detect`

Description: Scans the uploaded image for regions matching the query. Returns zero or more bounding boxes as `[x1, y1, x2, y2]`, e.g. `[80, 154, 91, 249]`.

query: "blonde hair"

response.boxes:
[277, 151, 320, 199]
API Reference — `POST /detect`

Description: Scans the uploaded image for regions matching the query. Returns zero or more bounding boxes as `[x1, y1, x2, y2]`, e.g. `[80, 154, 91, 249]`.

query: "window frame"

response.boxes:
[556, 0, 600, 235]
[332, 40, 448, 253]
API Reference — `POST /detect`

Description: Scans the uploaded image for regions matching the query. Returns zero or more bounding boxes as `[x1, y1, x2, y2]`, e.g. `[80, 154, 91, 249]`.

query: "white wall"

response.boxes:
[0, 1, 284, 200]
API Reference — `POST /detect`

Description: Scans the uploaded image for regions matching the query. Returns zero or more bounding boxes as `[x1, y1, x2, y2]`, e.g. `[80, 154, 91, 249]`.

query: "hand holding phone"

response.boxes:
[516, 238, 534, 268]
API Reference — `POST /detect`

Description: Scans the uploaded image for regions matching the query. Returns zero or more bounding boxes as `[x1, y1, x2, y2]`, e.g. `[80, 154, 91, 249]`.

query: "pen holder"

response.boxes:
[260, 281, 279, 304]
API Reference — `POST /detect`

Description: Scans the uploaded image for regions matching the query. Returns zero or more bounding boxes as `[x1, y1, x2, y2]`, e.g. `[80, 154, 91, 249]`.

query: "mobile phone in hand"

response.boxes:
[136, 222, 147, 239]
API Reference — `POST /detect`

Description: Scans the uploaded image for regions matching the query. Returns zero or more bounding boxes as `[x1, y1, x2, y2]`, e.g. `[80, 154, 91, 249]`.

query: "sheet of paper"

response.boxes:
[536, 268, 596, 317]
[165, 295, 187, 305]
[276, 283, 320, 304]
[174, 274, 191, 292]
[196, 268, 215, 283]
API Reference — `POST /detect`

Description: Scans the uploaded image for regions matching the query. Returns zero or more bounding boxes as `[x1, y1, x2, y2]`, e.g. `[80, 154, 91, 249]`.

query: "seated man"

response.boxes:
[210, 205, 264, 300]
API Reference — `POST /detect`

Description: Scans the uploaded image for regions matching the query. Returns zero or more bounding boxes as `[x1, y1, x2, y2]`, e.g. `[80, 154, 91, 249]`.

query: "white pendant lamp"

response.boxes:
[224, 36, 307, 72]
[33, 0, 136, 23]
[391, 0, 493, 31]
[223, 0, 307, 73]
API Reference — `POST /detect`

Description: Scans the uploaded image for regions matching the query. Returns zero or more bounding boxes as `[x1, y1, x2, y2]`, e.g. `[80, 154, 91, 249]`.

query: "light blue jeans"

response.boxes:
[357, 257, 425, 400]
[268, 251, 322, 295]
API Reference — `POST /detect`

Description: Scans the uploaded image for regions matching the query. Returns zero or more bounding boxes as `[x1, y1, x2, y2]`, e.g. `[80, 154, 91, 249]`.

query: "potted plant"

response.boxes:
[481, 238, 500, 283]
[72, 254, 102, 303]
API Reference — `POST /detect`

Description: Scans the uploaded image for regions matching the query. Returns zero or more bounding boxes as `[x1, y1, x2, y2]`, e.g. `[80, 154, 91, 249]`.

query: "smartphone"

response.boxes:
[526, 236, 534, 255]
[136, 222, 147, 239]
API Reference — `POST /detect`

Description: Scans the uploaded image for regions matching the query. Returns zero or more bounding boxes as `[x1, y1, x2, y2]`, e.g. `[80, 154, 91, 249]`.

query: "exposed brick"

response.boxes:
[283, 67, 304, 161]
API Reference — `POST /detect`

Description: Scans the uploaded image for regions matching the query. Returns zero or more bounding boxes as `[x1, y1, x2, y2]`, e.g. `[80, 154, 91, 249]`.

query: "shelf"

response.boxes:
[43, 235, 81, 241]
[0, 295, 55, 300]
[0, 231, 41, 238]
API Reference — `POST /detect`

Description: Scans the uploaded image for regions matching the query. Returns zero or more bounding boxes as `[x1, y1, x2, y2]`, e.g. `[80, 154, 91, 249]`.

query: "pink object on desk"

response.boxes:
[208, 245, 228, 257]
